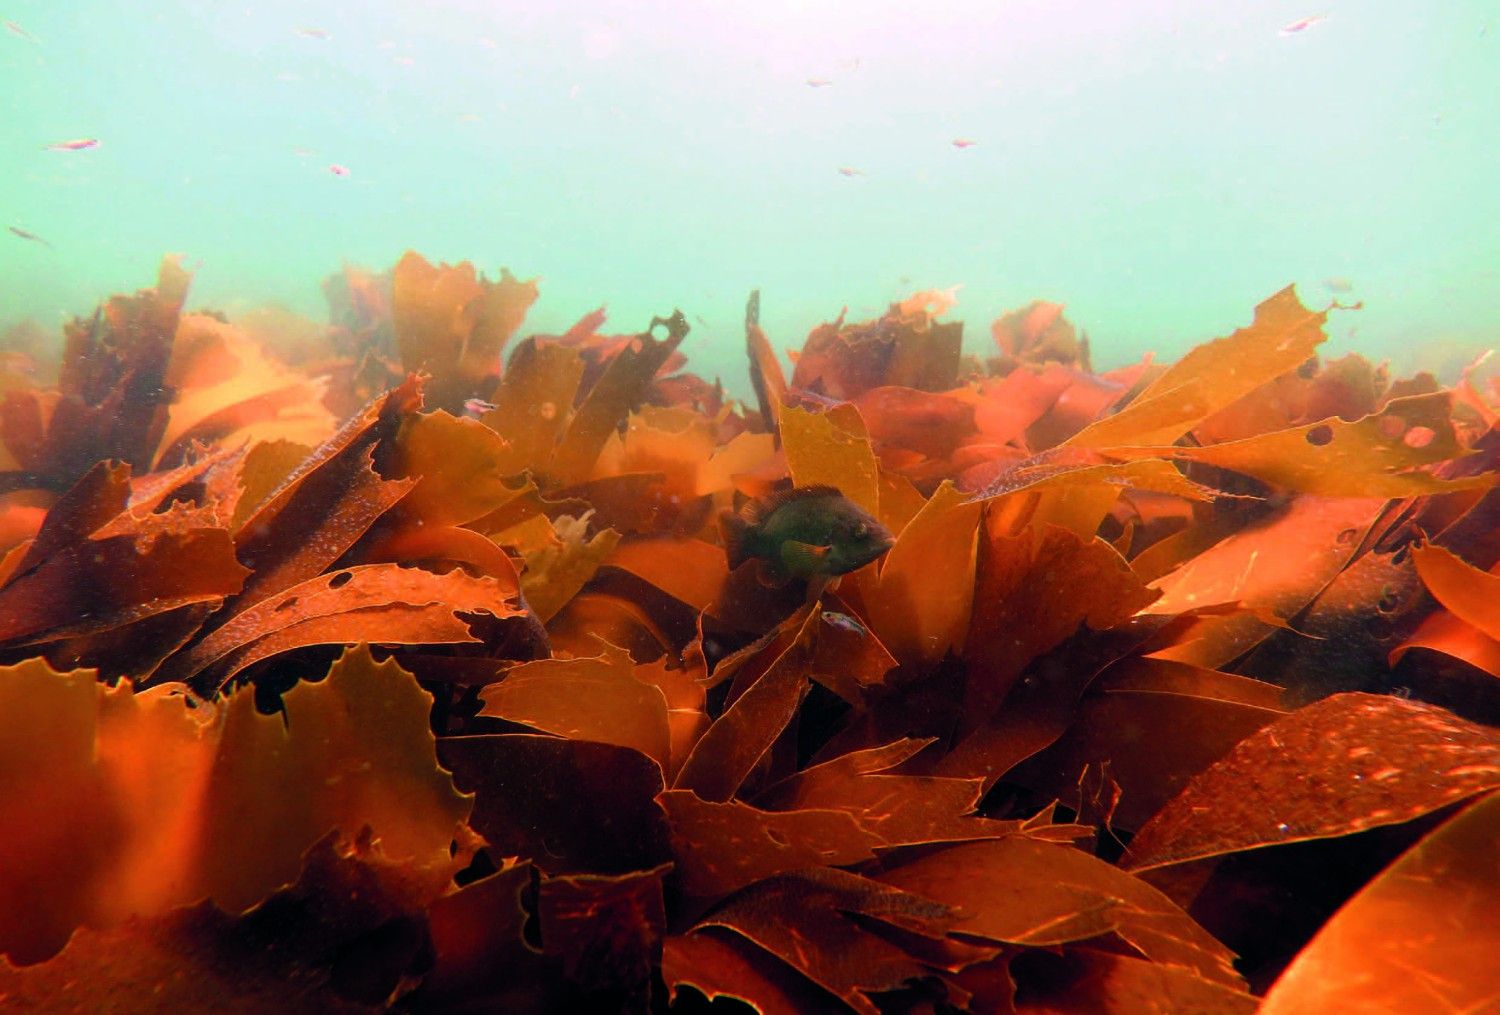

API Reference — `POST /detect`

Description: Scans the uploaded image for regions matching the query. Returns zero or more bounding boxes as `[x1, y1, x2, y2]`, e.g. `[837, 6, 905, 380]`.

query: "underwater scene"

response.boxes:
[1, 2, 1498, 1013]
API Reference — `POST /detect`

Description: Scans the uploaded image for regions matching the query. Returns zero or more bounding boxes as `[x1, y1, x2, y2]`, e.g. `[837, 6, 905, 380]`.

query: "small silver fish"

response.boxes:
[821, 610, 868, 636]
[837, 166, 864, 178]
[463, 397, 497, 418]
[45, 138, 99, 151]
[4, 19, 37, 42]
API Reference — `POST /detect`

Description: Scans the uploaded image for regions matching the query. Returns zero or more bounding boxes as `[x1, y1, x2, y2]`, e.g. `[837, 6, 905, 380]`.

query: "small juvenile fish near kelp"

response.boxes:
[720, 485, 894, 584]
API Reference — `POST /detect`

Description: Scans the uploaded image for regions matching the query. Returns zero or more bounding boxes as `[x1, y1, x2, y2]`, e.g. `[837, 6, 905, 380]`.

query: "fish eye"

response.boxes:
[853, 522, 868, 539]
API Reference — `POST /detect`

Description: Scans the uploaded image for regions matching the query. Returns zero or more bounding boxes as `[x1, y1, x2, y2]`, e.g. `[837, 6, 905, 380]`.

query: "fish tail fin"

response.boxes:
[720, 510, 753, 571]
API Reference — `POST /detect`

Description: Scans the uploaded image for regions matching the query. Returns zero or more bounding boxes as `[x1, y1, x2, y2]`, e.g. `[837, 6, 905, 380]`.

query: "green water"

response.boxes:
[2, 1, 1495, 388]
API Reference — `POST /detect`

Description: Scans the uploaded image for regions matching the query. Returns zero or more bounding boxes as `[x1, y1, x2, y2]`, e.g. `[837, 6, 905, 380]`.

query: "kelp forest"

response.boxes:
[0, 252, 1496, 1013]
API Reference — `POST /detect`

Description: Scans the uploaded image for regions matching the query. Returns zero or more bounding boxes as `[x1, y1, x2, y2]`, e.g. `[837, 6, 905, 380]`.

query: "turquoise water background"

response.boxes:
[2, 1, 1495, 389]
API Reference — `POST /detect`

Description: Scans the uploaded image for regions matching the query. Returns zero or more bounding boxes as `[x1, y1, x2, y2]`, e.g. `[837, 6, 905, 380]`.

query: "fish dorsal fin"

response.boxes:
[743, 484, 843, 527]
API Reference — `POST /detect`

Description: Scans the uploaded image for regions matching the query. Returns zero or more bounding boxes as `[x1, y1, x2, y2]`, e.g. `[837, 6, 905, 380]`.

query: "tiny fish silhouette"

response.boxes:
[7, 226, 52, 248]
[1280, 14, 1326, 35]
[952, 138, 977, 149]
[4, 19, 37, 42]
[45, 138, 98, 151]
[805, 77, 833, 87]
[720, 485, 894, 584]
[328, 163, 350, 176]
[296, 26, 330, 39]
[837, 166, 864, 177]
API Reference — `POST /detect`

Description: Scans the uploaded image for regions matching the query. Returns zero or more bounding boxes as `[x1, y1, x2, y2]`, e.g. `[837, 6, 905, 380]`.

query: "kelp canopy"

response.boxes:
[0, 252, 1496, 1013]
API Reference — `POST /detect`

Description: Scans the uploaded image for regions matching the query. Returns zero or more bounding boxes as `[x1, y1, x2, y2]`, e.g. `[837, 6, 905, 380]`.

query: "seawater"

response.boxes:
[2, 0, 1496, 388]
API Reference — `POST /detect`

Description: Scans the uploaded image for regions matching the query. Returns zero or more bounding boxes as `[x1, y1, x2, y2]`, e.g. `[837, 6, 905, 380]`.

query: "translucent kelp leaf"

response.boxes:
[156, 313, 336, 466]
[962, 364, 1074, 448]
[1193, 352, 1386, 447]
[0, 834, 449, 1013]
[634, 654, 710, 780]
[0, 646, 469, 964]
[593, 405, 713, 496]
[538, 864, 670, 1004]
[391, 250, 537, 414]
[990, 300, 1089, 370]
[961, 523, 1158, 738]
[225, 439, 313, 532]
[696, 868, 959, 1015]
[780, 403, 880, 516]
[585, 406, 729, 535]
[746, 310, 790, 436]
[1392, 603, 1500, 679]
[5, 459, 129, 577]
[792, 300, 961, 401]
[0, 506, 248, 647]
[415, 859, 550, 1012]
[441, 734, 670, 877]
[545, 591, 676, 661]
[879, 838, 1242, 989]
[852, 386, 977, 482]
[479, 638, 671, 769]
[755, 738, 1021, 847]
[967, 448, 1219, 523]
[1123, 693, 1500, 872]
[858, 481, 980, 671]
[665, 928, 838, 1015]
[1243, 545, 1427, 704]
[658, 791, 881, 900]
[546, 312, 688, 488]
[1069, 285, 1328, 449]
[602, 535, 727, 614]
[198, 645, 473, 908]
[32, 256, 191, 484]
[875, 469, 926, 539]
[1149, 496, 1380, 616]
[1262, 791, 1500, 1015]
[387, 410, 521, 528]
[1010, 948, 1257, 1015]
[481, 338, 584, 476]
[158, 563, 523, 689]
[1160, 392, 1496, 497]
[806, 601, 899, 701]
[1142, 495, 1384, 667]
[232, 375, 423, 610]
[700, 430, 778, 497]
[674, 607, 820, 802]
[935, 620, 1169, 789]
[1411, 541, 1500, 640]
[1010, 658, 1286, 830]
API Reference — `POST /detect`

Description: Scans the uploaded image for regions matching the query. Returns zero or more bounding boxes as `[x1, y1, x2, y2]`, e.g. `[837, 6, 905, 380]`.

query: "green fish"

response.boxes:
[720, 485, 895, 584]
